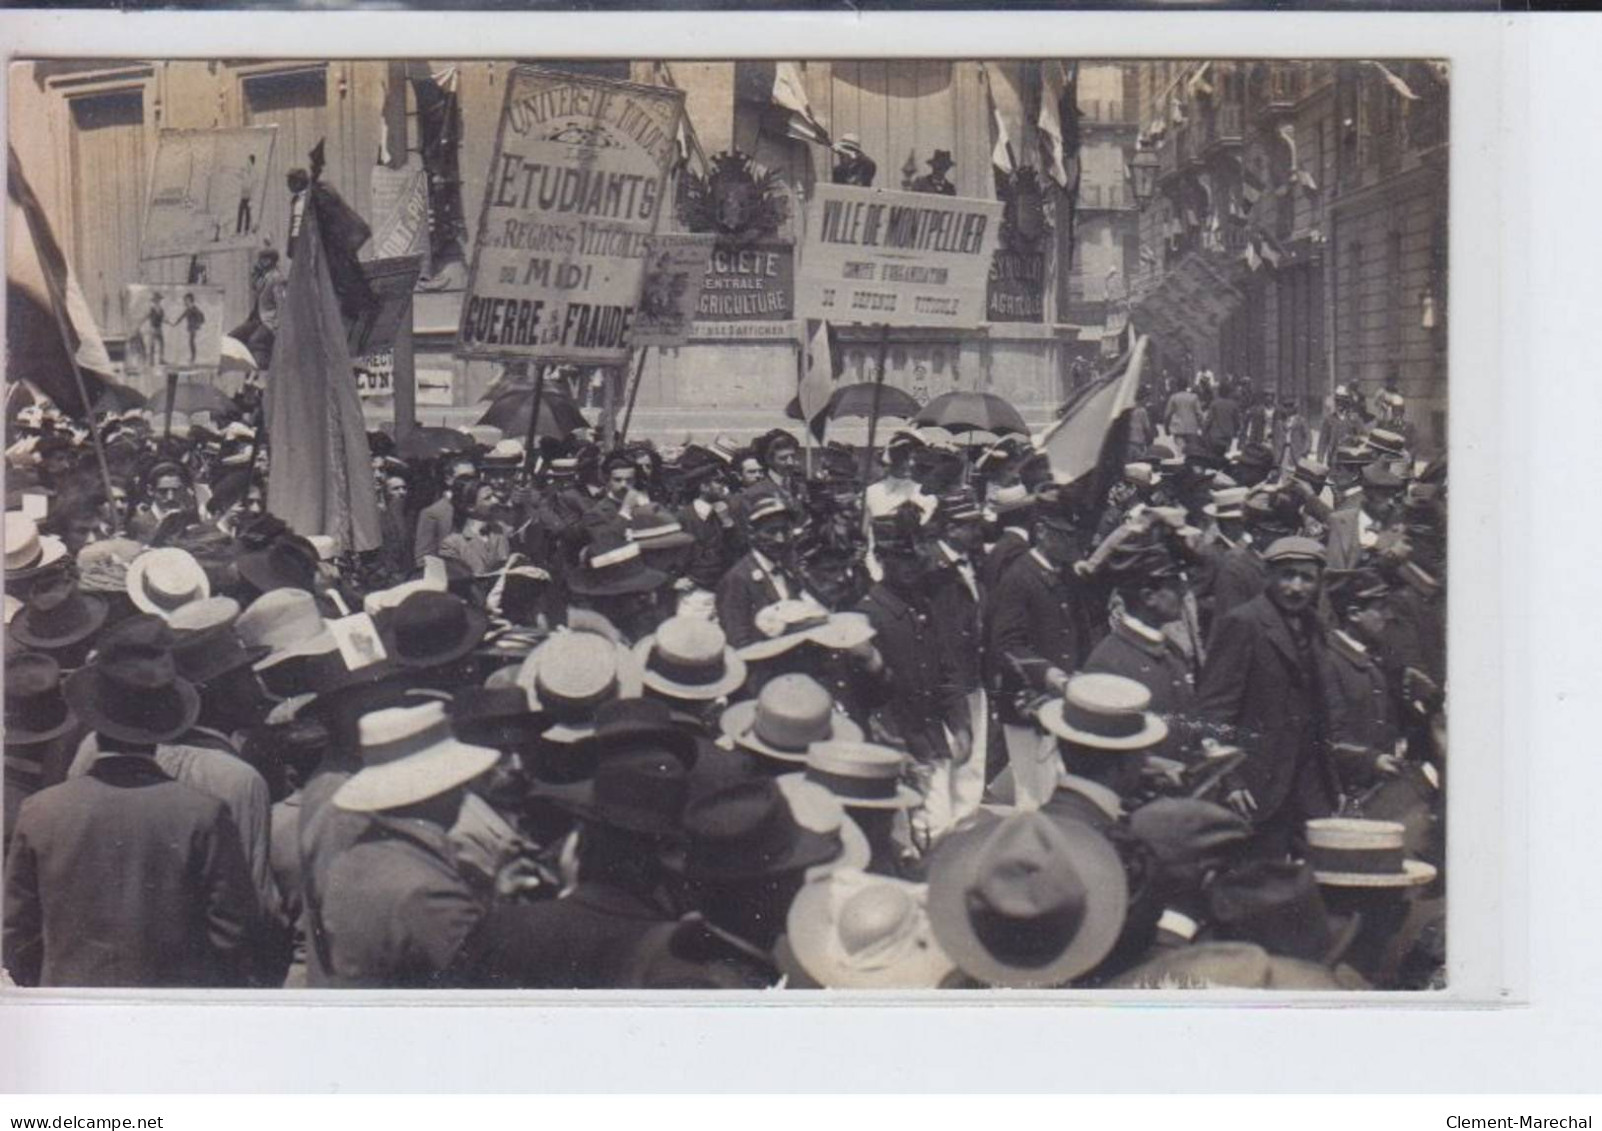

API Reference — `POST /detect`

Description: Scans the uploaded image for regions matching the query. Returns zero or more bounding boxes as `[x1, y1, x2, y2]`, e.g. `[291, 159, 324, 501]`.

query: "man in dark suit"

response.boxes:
[978, 484, 1035, 597]
[3, 619, 257, 987]
[987, 487, 1102, 809]
[716, 496, 809, 648]
[1196, 536, 1341, 857]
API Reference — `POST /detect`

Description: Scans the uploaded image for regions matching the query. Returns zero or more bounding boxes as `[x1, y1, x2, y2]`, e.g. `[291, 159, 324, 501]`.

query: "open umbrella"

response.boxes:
[396, 426, 476, 461]
[218, 334, 262, 375]
[89, 385, 149, 416]
[914, 391, 1029, 436]
[785, 381, 922, 425]
[476, 388, 590, 442]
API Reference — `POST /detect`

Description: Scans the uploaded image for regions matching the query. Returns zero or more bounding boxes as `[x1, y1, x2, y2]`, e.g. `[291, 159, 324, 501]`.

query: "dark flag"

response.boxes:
[266, 178, 383, 554]
[7, 145, 118, 417]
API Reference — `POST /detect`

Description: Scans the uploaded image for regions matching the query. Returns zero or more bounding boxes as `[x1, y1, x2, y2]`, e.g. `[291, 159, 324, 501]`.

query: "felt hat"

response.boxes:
[633, 616, 747, 701]
[528, 697, 699, 788]
[237, 588, 340, 670]
[235, 540, 319, 595]
[9, 576, 108, 652]
[126, 547, 211, 620]
[4, 652, 79, 745]
[1304, 818, 1438, 888]
[448, 686, 552, 755]
[927, 811, 1128, 988]
[566, 530, 669, 597]
[926, 149, 956, 173]
[1208, 860, 1362, 966]
[719, 673, 863, 764]
[1361, 463, 1406, 491]
[738, 600, 875, 662]
[516, 630, 644, 743]
[1038, 673, 1168, 752]
[1262, 536, 1328, 566]
[5, 515, 68, 578]
[626, 506, 696, 552]
[773, 775, 871, 879]
[1126, 798, 1251, 872]
[535, 749, 690, 840]
[62, 615, 200, 745]
[677, 778, 842, 883]
[784, 870, 957, 990]
[170, 597, 270, 685]
[333, 701, 501, 813]
[381, 590, 489, 671]
[789, 740, 921, 810]
[1294, 457, 1330, 486]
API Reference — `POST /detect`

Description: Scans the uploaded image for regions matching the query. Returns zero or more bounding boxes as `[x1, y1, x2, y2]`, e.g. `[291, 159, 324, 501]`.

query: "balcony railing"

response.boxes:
[1204, 103, 1245, 151]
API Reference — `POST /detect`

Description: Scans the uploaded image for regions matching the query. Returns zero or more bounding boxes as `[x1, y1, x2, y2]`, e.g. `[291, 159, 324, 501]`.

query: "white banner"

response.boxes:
[796, 184, 1003, 328]
[457, 67, 685, 364]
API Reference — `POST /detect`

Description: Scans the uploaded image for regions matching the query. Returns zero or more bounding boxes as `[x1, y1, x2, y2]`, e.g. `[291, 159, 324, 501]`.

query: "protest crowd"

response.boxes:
[1, 362, 1447, 992]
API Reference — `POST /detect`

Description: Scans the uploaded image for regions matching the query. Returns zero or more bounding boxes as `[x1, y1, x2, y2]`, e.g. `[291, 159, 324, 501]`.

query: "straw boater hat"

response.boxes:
[125, 547, 211, 621]
[633, 616, 747, 701]
[62, 615, 201, 745]
[1304, 818, 1438, 888]
[784, 869, 957, 990]
[626, 506, 697, 553]
[516, 630, 644, 743]
[1038, 672, 1169, 752]
[719, 673, 864, 765]
[783, 741, 921, 811]
[236, 588, 339, 671]
[1203, 485, 1250, 520]
[738, 599, 875, 662]
[566, 530, 670, 598]
[5, 515, 68, 579]
[332, 701, 501, 814]
[9, 576, 108, 653]
[5, 652, 79, 745]
[927, 810, 1128, 989]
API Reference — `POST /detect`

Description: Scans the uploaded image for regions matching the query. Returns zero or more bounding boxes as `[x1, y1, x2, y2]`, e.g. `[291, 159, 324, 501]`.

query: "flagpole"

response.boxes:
[521, 363, 547, 475]
[13, 182, 123, 533]
[860, 322, 891, 491]
[617, 347, 650, 446]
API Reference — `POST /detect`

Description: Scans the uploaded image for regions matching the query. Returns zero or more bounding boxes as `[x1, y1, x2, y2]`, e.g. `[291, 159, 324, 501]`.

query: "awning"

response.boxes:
[1130, 250, 1245, 355]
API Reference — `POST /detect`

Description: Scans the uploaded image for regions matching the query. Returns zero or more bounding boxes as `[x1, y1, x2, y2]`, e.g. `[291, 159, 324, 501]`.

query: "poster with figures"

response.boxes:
[122, 284, 227, 374]
[140, 127, 278, 260]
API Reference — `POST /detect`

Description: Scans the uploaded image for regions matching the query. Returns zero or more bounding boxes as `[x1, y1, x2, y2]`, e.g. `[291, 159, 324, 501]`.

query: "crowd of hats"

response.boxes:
[3, 375, 1445, 992]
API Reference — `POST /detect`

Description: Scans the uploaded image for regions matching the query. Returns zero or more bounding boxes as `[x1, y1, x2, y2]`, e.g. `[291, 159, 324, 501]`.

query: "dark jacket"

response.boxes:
[987, 550, 1098, 723]
[1084, 617, 1198, 759]
[1202, 543, 1267, 645]
[321, 814, 485, 988]
[927, 549, 985, 694]
[1324, 629, 1399, 791]
[413, 495, 454, 563]
[715, 551, 790, 648]
[978, 528, 1030, 600]
[679, 501, 734, 592]
[857, 582, 970, 763]
[3, 756, 256, 987]
[1195, 594, 1340, 823]
[468, 879, 678, 989]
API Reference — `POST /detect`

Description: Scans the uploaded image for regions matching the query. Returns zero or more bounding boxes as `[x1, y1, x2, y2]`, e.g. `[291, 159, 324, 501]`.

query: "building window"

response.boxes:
[67, 89, 146, 339]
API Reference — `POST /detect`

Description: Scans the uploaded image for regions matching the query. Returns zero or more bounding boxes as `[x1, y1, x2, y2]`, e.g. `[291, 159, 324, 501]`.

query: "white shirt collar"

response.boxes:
[692, 498, 713, 521]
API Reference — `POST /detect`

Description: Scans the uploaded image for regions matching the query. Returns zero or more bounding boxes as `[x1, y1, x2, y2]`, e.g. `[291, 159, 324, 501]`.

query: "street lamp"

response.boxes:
[1129, 145, 1160, 208]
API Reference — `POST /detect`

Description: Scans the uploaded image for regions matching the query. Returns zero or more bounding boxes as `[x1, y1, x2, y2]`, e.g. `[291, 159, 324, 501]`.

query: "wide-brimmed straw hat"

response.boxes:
[62, 615, 201, 745]
[9, 576, 108, 652]
[926, 810, 1128, 989]
[719, 673, 863, 764]
[237, 588, 339, 670]
[1304, 818, 1438, 888]
[125, 547, 211, 620]
[5, 515, 68, 578]
[4, 652, 79, 745]
[738, 600, 875, 662]
[516, 630, 644, 743]
[785, 870, 956, 990]
[332, 700, 501, 813]
[786, 741, 921, 811]
[633, 616, 747, 701]
[1038, 673, 1168, 752]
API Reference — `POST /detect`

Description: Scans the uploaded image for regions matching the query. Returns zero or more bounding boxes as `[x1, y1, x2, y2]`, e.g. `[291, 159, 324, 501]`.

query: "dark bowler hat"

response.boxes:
[927, 149, 956, 172]
[677, 778, 841, 883]
[449, 686, 553, 755]
[9, 575, 108, 652]
[172, 621, 270, 687]
[535, 749, 690, 840]
[236, 539, 319, 596]
[526, 696, 696, 787]
[62, 614, 201, 745]
[566, 530, 670, 598]
[381, 590, 489, 671]
[4, 652, 78, 745]
[1208, 860, 1362, 966]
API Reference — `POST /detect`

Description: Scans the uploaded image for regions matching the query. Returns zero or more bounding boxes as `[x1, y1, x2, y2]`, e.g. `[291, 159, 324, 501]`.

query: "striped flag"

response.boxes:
[1367, 61, 1420, 101]
[265, 187, 383, 554]
[983, 62, 1026, 175]
[798, 319, 837, 440]
[7, 145, 118, 417]
[1039, 333, 1148, 485]
[1037, 61, 1072, 189]
[772, 62, 831, 147]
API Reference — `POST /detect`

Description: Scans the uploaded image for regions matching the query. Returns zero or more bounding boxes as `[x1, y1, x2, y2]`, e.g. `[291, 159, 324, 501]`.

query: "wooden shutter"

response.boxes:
[68, 90, 146, 337]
